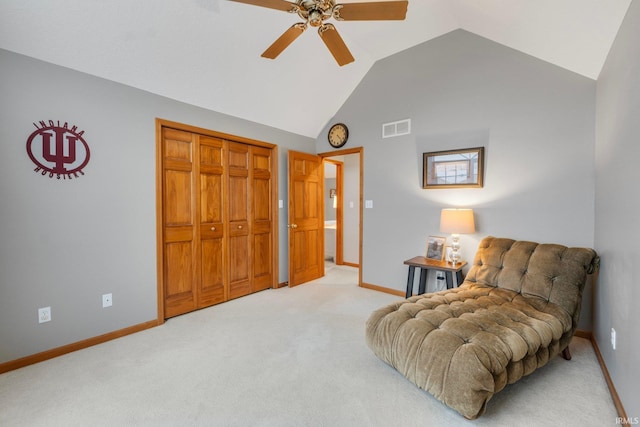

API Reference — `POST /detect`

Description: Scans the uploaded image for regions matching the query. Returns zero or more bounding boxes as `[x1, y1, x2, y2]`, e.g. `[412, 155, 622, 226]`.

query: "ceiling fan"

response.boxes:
[228, 0, 409, 66]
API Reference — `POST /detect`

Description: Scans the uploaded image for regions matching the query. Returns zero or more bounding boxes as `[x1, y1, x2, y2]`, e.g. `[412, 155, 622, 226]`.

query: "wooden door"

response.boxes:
[161, 128, 198, 318]
[227, 142, 252, 299]
[198, 136, 226, 307]
[158, 119, 278, 320]
[288, 151, 324, 286]
[252, 146, 274, 292]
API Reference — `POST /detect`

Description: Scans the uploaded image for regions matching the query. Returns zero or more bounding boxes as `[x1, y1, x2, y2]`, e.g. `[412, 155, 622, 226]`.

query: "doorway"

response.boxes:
[286, 147, 363, 287]
[320, 148, 363, 284]
[323, 159, 342, 266]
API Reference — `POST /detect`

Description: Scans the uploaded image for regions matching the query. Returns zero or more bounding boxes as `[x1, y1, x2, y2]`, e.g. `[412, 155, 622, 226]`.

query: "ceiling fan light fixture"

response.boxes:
[308, 10, 325, 27]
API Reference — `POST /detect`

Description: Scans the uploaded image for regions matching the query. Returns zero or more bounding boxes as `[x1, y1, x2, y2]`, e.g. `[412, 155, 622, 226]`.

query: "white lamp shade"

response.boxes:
[440, 209, 475, 234]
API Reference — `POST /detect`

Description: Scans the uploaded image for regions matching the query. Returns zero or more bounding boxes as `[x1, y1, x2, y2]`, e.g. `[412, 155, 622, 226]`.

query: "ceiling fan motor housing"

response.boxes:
[297, 0, 337, 26]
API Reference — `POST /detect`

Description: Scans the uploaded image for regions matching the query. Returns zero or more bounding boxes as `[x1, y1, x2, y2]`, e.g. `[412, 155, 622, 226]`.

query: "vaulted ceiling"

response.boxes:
[0, 0, 631, 138]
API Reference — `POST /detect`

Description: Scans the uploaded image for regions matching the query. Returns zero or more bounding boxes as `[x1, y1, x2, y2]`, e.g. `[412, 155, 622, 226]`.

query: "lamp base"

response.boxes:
[449, 233, 461, 266]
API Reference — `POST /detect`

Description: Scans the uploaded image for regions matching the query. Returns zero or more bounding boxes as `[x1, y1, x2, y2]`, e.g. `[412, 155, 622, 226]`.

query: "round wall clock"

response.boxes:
[328, 123, 349, 148]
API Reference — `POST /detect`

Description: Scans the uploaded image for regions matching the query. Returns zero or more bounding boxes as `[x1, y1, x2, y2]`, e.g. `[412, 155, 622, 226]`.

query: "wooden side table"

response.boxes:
[403, 256, 467, 298]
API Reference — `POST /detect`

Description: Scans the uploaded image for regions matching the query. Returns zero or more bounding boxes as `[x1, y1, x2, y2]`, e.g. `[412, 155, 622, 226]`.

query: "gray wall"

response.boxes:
[0, 49, 314, 363]
[342, 154, 360, 265]
[317, 30, 597, 328]
[595, 0, 640, 417]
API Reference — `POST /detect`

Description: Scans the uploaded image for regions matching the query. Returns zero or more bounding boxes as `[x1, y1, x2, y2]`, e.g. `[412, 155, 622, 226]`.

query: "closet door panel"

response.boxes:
[227, 142, 252, 299]
[228, 230, 250, 299]
[200, 170, 223, 223]
[200, 235, 225, 306]
[228, 175, 248, 222]
[253, 178, 270, 221]
[162, 128, 197, 318]
[165, 241, 194, 302]
[198, 136, 226, 307]
[253, 231, 272, 291]
[252, 147, 273, 291]
[164, 170, 192, 225]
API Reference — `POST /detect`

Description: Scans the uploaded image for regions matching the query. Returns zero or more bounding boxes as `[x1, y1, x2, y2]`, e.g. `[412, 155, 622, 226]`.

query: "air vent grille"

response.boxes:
[382, 119, 411, 138]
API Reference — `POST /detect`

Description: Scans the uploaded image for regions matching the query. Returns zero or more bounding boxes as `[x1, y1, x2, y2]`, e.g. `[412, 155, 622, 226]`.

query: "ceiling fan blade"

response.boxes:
[227, 0, 298, 13]
[318, 24, 354, 67]
[334, 1, 408, 21]
[261, 23, 306, 59]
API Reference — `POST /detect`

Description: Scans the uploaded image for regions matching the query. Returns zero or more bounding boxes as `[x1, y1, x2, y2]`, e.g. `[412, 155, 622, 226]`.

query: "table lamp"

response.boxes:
[440, 208, 475, 266]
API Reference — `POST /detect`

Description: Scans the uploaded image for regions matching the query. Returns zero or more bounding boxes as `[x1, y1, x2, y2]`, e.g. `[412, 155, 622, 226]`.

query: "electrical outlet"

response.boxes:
[611, 328, 616, 350]
[38, 307, 51, 323]
[102, 293, 113, 308]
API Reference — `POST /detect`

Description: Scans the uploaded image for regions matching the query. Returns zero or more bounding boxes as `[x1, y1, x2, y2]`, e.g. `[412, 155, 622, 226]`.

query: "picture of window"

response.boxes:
[423, 147, 484, 189]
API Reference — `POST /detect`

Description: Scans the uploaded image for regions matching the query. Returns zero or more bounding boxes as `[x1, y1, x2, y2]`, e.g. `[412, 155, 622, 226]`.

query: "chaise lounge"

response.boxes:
[365, 236, 599, 419]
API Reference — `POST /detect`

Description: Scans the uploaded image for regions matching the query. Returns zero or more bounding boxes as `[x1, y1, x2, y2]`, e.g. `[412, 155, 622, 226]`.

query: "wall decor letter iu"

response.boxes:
[26, 120, 91, 180]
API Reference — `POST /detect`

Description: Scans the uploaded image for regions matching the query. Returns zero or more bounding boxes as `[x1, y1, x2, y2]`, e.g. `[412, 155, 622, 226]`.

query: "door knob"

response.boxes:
[288, 224, 298, 229]
[210, 226, 216, 231]
[238, 225, 243, 229]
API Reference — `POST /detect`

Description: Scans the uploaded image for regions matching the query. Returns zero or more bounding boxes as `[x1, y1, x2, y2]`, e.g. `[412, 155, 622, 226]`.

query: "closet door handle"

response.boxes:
[288, 224, 298, 229]
[238, 225, 243, 229]
[210, 227, 216, 231]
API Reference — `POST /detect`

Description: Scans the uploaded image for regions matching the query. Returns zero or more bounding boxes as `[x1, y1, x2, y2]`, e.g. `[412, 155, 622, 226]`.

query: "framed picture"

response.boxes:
[426, 236, 447, 261]
[329, 188, 336, 198]
[423, 147, 484, 189]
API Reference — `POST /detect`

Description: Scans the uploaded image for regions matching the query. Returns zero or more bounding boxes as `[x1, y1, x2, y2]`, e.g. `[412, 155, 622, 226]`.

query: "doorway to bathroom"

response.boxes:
[320, 148, 362, 282]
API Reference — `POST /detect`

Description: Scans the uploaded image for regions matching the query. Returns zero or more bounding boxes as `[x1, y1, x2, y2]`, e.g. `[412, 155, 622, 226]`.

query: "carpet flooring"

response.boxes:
[0, 264, 618, 426]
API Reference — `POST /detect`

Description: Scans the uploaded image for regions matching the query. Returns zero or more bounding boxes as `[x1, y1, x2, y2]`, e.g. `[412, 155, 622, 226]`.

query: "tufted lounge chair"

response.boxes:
[365, 236, 599, 419]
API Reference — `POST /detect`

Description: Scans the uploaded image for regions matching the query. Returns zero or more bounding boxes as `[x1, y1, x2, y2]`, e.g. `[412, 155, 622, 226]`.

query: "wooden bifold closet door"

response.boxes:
[158, 121, 276, 320]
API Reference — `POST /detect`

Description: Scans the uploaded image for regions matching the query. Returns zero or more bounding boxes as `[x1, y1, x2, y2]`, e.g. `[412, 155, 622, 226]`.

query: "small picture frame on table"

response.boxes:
[426, 236, 446, 261]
